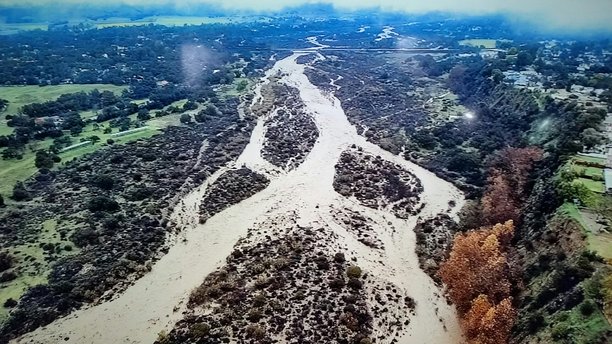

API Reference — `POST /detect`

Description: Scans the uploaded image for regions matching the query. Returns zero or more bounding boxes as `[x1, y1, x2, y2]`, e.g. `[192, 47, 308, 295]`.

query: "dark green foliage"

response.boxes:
[11, 182, 31, 201]
[179, 113, 192, 124]
[516, 51, 535, 68]
[3, 299, 17, 308]
[0, 252, 14, 272]
[346, 266, 362, 279]
[91, 174, 115, 190]
[0, 271, 17, 283]
[202, 104, 221, 117]
[125, 186, 154, 201]
[136, 109, 151, 121]
[0, 99, 8, 112]
[71, 227, 99, 247]
[34, 150, 59, 169]
[182, 101, 198, 111]
[578, 300, 596, 316]
[87, 196, 120, 212]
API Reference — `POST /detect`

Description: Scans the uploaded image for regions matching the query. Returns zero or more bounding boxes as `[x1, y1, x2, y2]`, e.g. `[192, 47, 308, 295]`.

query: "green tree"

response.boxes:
[516, 51, 534, 68]
[11, 182, 31, 202]
[203, 104, 221, 117]
[89, 135, 101, 144]
[34, 150, 55, 169]
[180, 113, 192, 124]
[580, 128, 604, 149]
[236, 80, 249, 92]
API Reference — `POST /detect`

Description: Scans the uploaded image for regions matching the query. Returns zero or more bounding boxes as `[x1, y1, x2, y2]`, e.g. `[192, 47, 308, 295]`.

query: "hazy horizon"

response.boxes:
[1, 0, 612, 33]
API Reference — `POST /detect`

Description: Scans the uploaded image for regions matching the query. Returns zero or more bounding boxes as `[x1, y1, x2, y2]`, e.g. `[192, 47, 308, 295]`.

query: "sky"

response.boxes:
[3, 0, 612, 32]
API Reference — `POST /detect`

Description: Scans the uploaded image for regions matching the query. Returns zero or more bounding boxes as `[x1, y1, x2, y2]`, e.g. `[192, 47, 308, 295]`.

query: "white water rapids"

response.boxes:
[15, 52, 465, 344]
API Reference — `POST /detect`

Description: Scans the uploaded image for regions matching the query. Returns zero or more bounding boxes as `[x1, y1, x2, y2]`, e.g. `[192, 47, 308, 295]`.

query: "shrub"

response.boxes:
[329, 278, 345, 290]
[87, 196, 120, 212]
[524, 311, 546, 334]
[0, 251, 14, 272]
[346, 265, 362, 279]
[156, 330, 171, 344]
[3, 298, 17, 308]
[315, 256, 330, 270]
[91, 174, 115, 190]
[71, 228, 99, 247]
[245, 324, 266, 339]
[252, 293, 266, 307]
[0, 271, 17, 282]
[578, 300, 596, 316]
[334, 252, 346, 263]
[551, 323, 571, 340]
[189, 323, 210, 338]
[11, 182, 31, 201]
[347, 278, 363, 290]
[180, 113, 192, 124]
[247, 308, 263, 322]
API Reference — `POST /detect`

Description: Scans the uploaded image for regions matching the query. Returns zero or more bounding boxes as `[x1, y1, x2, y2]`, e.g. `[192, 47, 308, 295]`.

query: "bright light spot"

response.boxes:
[539, 119, 551, 130]
[464, 111, 475, 119]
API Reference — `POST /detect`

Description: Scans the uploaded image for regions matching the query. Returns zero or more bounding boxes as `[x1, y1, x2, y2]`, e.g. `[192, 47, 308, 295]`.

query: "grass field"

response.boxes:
[578, 177, 605, 193]
[0, 84, 127, 115]
[0, 23, 48, 35]
[575, 155, 606, 165]
[0, 138, 54, 196]
[94, 16, 260, 29]
[568, 155, 606, 193]
[458, 39, 497, 49]
[0, 95, 189, 197]
[560, 203, 612, 260]
[0, 16, 267, 35]
[1, 219, 79, 321]
[0, 125, 163, 197]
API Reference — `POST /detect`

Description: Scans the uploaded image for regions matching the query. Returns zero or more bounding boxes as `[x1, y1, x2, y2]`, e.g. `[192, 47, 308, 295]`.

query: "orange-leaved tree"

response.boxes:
[438, 221, 514, 312]
[481, 147, 543, 225]
[462, 295, 517, 344]
[438, 221, 517, 344]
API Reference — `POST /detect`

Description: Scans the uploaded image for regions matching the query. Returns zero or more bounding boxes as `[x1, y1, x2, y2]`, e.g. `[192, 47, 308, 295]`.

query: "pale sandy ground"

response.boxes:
[15, 51, 464, 344]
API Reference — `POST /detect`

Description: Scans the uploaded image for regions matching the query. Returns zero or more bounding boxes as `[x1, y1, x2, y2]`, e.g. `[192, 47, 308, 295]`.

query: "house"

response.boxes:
[34, 116, 63, 126]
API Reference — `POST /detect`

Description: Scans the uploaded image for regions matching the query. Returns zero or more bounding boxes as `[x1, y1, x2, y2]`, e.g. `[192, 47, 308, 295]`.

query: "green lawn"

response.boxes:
[94, 16, 255, 29]
[0, 138, 54, 196]
[0, 23, 48, 35]
[458, 39, 497, 49]
[0, 125, 163, 197]
[577, 177, 605, 193]
[560, 203, 612, 260]
[0, 84, 127, 136]
[574, 155, 606, 165]
[0, 96, 186, 197]
[0, 84, 127, 114]
[572, 163, 604, 179]
[1, 219, 79, 321]
[219, 77, 253, 98]
[58, 127, 162, 164]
